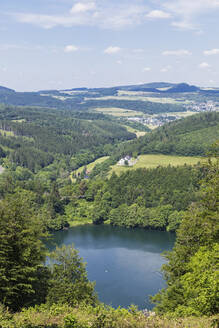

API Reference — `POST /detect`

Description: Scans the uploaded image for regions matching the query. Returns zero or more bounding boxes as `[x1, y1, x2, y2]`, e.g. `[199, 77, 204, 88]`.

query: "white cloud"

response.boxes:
[104, 46, 121, 54]
[143, 67, 151, 72]
[162, 49, 192, 56]
[64, 45, 79, 53]
[70, 2, 96, 14]
[116, 60, 123, 65]
[12, 12, 89, 29]
[162, 0, 219, 31]
[12, 2, 149, 30]
[171, 20, 196, 30]
[146, 10, 171, 19]
[199, 62, 211, 68]
[204, 48, 219, 55]
[160, 65, 172, 72]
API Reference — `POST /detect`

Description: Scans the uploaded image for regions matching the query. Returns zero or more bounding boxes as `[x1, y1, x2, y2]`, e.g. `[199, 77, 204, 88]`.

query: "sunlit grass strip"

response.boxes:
[109, 154, 204, 176]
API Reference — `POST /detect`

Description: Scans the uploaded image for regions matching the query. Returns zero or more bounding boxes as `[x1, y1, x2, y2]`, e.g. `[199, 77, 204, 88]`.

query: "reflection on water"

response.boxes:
[47, 225, 175, 309]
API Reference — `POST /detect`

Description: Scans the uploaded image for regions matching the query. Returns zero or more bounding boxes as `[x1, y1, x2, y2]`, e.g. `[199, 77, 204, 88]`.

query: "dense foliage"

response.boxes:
[78, 98, 185, 114]
[0, 191, 97, 312]
[113, 112, 219, 158]
[65, 164, 205, 231]
[86, 112, 219, 179]
[152, 157, 219, 316]
[0, 97, 218, 325]
[0, 303, 217, 328]
[0, 104, 135, 172]
[0, 191, 48, 311]
[47, 245, 97, 307]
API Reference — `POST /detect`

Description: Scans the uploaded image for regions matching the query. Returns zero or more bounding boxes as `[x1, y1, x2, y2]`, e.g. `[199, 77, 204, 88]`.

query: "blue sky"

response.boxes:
[0, 0, 219, 91]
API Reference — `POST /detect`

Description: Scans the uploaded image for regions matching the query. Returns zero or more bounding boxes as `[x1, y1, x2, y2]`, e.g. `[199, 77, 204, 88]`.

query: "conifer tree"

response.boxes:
[0, 191, 49, 311]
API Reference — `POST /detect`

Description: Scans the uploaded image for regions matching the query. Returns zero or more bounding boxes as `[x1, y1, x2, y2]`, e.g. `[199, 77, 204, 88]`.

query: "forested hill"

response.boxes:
[0, 82, 218, 112]
[0, 104, 135, 172]
[114, 111, 219, 158]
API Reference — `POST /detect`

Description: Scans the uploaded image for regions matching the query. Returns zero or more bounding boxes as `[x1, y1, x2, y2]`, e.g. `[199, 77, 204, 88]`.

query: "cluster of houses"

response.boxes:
[186, 101, 219, 112]
[126, 101, 219, 128]
[127, 115, 177, 127]
[117, 155, 138, 166]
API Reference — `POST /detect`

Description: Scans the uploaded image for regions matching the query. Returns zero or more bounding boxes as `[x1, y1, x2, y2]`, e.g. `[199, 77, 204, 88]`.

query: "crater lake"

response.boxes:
[48, 225, 175, 310]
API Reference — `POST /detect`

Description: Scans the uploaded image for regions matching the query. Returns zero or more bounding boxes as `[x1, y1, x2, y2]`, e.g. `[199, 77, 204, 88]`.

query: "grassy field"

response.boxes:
[12, 119, 26, 123]
[0, 129, 15, 136]
[94, 107, 143, 117]
[122, 125, 147, 138]
[71, 156, 109, 181]
[117, 91, 191, 104]
[69, 218, 93, 227]
[109, 154, 204, 176]
[89, 94, 186, 104]
[165, 111, 197, 117]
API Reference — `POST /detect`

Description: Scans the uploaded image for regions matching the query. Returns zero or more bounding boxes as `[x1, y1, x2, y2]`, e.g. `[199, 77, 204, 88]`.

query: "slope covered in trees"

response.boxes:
[0, 191, 97, 313]
[0, 95, 218, 326]
[152, 156, 219, 316]
[64, 164, 206, 232]
[0, 104, 135, 172]
[113, 112, 219, 158]
[0, 156, 218, 328]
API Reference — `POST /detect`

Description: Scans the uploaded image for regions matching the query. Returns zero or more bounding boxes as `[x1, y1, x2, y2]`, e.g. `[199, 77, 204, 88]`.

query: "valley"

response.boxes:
[1, 0, 219, 325]
[0, 82, 218, 327]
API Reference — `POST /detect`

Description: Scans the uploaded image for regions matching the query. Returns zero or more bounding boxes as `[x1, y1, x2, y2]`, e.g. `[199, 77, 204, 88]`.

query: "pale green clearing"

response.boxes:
[156, 87, 172, 91]
[145, 124, 158, 130]
[94, 107, 143, 117]
[118, 90, 151, 96]
[0, 129, 15, 136]
[12, 119, 26, 123]
[0, 128, 34, 142]
[122, 125, 147, 138]
[136, 131, 147, 137]
[201, 87, 219, 91]
[88, 94, 184, 104]
[71, 156, 109, 181]
[142, 97, 190, 104]
[61, 90, 89, 95]
[117, 90, 190, 104]
[109, 154, 204, 176]
[164, 111, 197, 117]
[69, 218, 93, 227]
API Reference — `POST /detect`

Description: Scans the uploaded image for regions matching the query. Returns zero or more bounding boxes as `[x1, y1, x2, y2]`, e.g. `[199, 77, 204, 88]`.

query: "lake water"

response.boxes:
[48, 225, 175, 310]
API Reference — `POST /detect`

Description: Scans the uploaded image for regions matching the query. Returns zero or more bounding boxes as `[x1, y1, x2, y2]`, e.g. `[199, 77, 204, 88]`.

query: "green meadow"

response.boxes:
[122, 125, 147, 137]
[71, 156, 109, 181]
[109, 154, 204, 176]
[94, 107, 143, 117]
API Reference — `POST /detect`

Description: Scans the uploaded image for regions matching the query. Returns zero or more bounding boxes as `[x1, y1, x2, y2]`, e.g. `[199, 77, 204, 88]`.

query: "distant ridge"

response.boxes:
[0, 82, 218, 108]
[0, 86, 15, 93]
[166, 83, 200, 93]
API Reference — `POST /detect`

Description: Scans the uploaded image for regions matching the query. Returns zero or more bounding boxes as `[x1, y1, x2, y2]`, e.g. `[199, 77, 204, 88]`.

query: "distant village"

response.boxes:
[127, 101, 219, 127]
[186, 100, 219, 112]
[127, 114, 177, 127]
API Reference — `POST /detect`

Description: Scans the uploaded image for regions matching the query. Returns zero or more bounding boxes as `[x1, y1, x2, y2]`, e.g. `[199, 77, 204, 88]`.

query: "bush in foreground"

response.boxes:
[0, 303, 218, 328]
